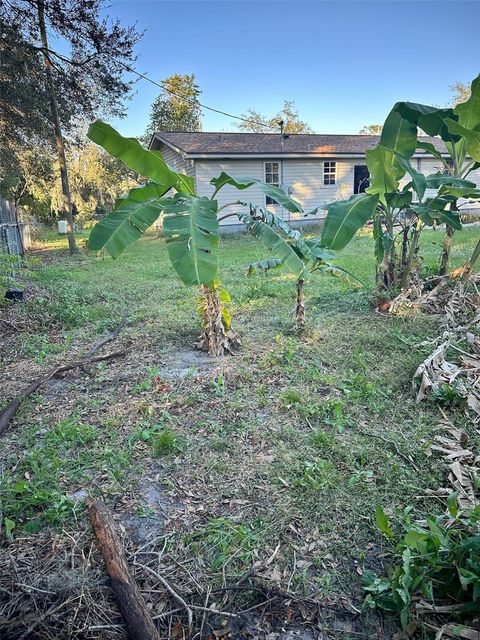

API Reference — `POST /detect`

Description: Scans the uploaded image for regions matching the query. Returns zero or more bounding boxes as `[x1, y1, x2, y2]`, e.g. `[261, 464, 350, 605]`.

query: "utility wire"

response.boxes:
[41, 25, 279, 132]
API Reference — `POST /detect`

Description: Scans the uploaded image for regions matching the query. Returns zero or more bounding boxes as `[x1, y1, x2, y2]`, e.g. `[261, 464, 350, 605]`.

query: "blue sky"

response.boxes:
[104, 0, 480, 136]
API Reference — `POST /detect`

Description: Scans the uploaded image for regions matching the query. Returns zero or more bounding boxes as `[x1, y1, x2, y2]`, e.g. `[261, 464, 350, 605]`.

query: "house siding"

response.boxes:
[195, 158, 367, 225]
[157, 142, 196, 178]
[154, 138, 480, 224]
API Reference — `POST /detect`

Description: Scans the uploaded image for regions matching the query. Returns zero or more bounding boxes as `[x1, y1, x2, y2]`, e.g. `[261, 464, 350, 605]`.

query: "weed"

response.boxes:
[311, 430, 334, 451]
[152, 429, 179, 456]
[294, 459, 335, 492]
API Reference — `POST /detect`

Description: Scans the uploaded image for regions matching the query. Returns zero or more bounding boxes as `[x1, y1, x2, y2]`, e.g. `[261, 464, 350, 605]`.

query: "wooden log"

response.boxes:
[87, 498, 161, 640]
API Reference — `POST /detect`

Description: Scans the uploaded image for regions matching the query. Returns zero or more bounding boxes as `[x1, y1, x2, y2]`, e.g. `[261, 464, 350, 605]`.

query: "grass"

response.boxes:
[1, 225, 478, 633]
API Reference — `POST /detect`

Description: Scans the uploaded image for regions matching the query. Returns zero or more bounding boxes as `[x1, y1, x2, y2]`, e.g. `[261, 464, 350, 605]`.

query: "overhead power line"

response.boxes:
[40, 27, 279, 132]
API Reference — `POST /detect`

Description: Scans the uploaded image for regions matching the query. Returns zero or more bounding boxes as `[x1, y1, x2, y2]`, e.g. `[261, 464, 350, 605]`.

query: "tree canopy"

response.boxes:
[359, 124, 383, 135]
[234, 100, 314, 134]
[146, 74, 202, 135]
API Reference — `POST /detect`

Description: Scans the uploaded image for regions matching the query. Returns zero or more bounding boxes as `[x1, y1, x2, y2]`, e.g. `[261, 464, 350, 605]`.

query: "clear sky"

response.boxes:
[104, 0, 480, 137]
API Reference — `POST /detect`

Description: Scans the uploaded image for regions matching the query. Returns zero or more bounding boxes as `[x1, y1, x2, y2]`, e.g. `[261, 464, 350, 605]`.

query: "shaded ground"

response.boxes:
[0, 227, 478, 639]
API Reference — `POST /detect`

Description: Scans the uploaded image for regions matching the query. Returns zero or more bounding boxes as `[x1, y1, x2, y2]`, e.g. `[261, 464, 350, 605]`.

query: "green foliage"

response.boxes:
[152, 429, 179, 456]
[163, 194, 220, 286]
[234, 100, 313, 134]
[321, 194, 379, 250]
[364, 504, 480, 629]
[146, 73, 202, 135]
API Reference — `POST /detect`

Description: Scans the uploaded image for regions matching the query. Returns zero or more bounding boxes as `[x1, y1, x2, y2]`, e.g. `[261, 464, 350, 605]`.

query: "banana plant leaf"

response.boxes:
[445, 119, 480, 163]
[453, 75, 480, 164]
[412, 203, 462, 230]
[240, 215, 307, 279]
[321, 193, 379, 250]
[394, 103, 459, 144]
[210, 172, 303, 213]
[366, 146, 403, 203]
[88, 182, 170, 258]
[373, 218, 392, 264]
[247, 258, 284, 275]
[425, 174, 476, 189]
[303, 239, 336, 261]
[163, 195, 220, 286]
[416, 140, 444, 162]
[87, 121, 194, 194]
[380, 107, 418, 159]
[392, 152, 426, 200]
[314, 263, 364, 287]
[439, 185, 480, 199]
[385, 190, 412, 210]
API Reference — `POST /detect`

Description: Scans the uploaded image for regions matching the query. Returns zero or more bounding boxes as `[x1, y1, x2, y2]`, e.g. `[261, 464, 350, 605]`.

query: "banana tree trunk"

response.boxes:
[450, 237, 480, 282]
[400, 225, 420, 289]
[294, 278, 306, 331]
[439, 225, 455, 276]
[196, 285, 238, 357]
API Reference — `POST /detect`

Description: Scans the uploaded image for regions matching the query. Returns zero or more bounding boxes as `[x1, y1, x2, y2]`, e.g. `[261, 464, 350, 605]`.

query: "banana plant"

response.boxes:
[319, 77, 480, 289]
[394, 75, 480, 276]
[86, 122, 330, 355]
[228, 203, 361, 330]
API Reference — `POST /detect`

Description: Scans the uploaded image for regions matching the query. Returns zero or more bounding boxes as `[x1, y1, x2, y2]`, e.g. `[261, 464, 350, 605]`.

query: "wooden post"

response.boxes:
[87, 499, 161, 640]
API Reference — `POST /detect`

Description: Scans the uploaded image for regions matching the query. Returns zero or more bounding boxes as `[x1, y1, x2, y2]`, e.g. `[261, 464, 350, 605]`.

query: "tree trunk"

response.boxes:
[37, 0, 77, 255]
[439, 225, 455, 276]
[294, 278, 306, 330]
[400, 225, 420, 289]
[87, 499, 161, 640]
[196, 285, 239, 356]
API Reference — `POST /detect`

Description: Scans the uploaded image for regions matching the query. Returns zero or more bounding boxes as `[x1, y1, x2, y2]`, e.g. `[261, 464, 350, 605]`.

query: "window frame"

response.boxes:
[264, 161, 281, 206]
[323, 161, 336, 186]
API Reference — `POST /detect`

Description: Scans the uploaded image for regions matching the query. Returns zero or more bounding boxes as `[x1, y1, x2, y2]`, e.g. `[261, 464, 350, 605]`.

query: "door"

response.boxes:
[354, 165, 370, 194]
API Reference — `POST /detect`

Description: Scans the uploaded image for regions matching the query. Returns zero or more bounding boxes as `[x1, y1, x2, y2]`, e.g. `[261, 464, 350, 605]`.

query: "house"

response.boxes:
[149, 132, 480, 227]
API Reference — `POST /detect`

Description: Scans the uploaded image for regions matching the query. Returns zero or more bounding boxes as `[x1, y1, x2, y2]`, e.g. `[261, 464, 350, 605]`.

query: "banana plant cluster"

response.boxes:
[320, 75, 480, 289]
[86, 122, 353, 355]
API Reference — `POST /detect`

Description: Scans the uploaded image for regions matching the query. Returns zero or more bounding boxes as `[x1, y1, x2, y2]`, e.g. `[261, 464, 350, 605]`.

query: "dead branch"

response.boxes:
[87, 499, 161, 640]
[88, 309, 130, 356]
[133, 561, 193, 631]
[0, 349, 125, 438]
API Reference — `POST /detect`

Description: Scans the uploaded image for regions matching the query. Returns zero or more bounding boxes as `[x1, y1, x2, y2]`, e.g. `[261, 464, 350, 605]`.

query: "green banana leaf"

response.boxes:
[366, 146, 403, 203]
[248, 258, 284, 275]
[394, 103, 459, 144]
[88, 182, 170, 258]
[439, 185, 480, 199]
[445, 119, 480, 163]
[210, 172, 303, 213]
[425, 173, 476, 189]
[87, 121, 194, 194]
[412, 203, 462, 230]
[416, 140, 444, 162]
[163, 195, 220, 286]
[385, 190, 412, 210]
[392, 152, 426, 200]
[241, 215, 307, 279]
[380, 107, 418, 159]
[453, 75, 480, 164]
[321, 194, 379, 250]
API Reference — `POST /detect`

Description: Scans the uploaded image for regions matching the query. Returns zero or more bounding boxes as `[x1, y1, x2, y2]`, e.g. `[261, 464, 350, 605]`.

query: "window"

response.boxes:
[264, 161, 280, 205]
[324, 161, 336, 185]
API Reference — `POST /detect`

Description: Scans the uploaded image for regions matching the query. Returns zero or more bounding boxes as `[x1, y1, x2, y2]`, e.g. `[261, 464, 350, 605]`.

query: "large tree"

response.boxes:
[450, 81, 471, 107]
[146, 74, 202, 135]
[359, 124, 383, 134]
[234, 100, 314, 134]
[1, 0, 141, 253]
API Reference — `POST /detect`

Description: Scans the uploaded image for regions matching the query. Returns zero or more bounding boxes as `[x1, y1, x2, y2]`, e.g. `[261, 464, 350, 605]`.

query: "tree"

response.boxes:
[450, 81, 471, 107]
[1, 1, 142, 253]
[146, 74, 202, 135]
[359, 124, 383, 135]
[234, 100, 314, 134]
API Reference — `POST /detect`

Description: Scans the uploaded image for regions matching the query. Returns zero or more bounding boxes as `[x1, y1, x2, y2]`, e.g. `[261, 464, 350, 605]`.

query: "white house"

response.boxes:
[149, 131, 480, 227]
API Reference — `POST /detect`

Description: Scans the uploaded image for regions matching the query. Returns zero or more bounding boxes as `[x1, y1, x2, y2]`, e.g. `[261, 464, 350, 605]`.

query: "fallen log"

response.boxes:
[87, 498, 161, 640]
[0, 349, 125, 437]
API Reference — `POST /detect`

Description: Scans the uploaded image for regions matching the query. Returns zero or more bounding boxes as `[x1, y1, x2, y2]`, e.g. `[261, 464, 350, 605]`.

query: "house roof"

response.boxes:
[150, 131, 447, 158]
